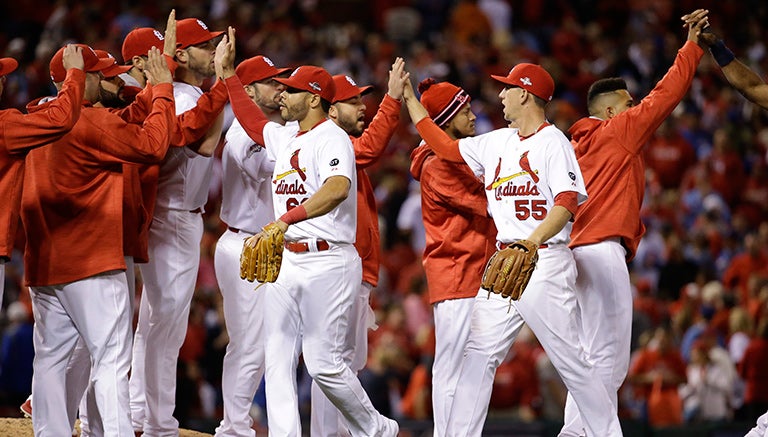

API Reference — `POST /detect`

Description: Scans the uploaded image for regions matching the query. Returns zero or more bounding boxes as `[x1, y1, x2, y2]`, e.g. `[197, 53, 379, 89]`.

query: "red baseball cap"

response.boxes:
[331, 75, 373, 103]
[0, 57, 18, 77]
[275, 65, 335, 103]
[491, 63, 555, 102]
[50, 44, 115, 83]
[122, 27, 165, 63]
[95, 50, 131, 78]
[235, 56, 291, 85]
[176, 18, 223, 49]
[418, 78, 470, 127]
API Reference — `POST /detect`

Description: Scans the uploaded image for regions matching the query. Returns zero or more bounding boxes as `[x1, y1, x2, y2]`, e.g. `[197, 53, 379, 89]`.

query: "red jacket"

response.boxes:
[0, 68, 85, 260]
[410, 142, 497, 304]
[17, 83, 175, 286]
[352, 94, 401, 287]
[568, 41, 703, 260]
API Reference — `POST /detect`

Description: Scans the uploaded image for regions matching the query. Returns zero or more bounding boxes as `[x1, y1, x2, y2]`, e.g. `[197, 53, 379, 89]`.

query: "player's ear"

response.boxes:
[328, 103, 338, 119]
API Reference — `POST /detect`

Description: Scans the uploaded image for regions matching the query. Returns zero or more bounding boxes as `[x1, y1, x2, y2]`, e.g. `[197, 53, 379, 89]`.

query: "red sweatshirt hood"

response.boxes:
[409, 141, 433, 181]
[567, 117, 602, 149]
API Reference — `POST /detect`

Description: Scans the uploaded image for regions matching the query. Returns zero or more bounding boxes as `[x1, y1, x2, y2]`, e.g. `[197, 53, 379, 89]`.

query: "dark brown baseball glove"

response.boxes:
[480, 239, 539, 300]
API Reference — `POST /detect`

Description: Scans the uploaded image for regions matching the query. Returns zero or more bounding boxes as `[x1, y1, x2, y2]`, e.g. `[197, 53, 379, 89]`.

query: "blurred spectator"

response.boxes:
[644, 119, 697, 190]
[679, 339, 735, 423]
[0, 301, 33, 406]
[738, 316, 768, 424]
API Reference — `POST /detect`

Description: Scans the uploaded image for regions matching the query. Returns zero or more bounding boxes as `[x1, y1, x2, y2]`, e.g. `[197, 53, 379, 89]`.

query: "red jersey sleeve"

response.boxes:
[354, 95, 401, 168]
[224, 75, 268, 145]
[5, 68, 85, 153]
[170, 79, 228, 147]
[414, 118, 464, 162]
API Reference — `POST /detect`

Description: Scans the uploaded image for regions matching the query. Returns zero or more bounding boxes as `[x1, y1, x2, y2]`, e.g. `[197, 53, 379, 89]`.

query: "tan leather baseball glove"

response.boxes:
[480, 239, 539, 300]
[240, 222, 285, 283]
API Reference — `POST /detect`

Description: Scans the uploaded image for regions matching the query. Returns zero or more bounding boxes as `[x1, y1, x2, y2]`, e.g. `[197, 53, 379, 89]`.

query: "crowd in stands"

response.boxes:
[1, 0, 767, 433]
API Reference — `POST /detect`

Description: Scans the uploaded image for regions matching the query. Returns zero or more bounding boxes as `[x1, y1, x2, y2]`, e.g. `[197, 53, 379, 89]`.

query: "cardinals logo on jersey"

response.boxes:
[289, 149, 307, 181]
[518, 151, 539, 183]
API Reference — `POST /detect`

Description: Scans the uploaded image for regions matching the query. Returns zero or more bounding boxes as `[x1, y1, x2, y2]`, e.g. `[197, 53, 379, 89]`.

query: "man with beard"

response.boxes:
[310, 62, 407, 437]
[129, 16, 226, 436]
[216, 28, 399, 436]
[212, 55, 291, 437]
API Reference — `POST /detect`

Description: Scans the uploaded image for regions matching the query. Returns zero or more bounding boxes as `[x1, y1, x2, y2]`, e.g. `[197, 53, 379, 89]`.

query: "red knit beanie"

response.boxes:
[418, 78, 471, 127]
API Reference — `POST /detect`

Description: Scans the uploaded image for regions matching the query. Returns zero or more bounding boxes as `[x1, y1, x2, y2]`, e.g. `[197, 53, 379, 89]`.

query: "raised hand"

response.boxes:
[681, 9, 709, 44]
[215, 26, 236, 80]
[386, 57, 410, 101]
[144, 47, 173, 85]
[61, 44, 85, 72]
[163, 9, 177, 57]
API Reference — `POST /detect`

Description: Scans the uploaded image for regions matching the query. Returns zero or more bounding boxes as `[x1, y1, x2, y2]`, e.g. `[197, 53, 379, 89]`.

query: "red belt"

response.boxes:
[497, 241, 548, 250]
[189, 207, 202, 214]
[285, 240, 330, 253]
[228, 226, 240, 233]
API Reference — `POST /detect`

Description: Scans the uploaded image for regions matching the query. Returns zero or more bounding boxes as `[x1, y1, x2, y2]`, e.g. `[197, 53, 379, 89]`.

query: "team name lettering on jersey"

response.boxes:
[275, 179, 307, 195]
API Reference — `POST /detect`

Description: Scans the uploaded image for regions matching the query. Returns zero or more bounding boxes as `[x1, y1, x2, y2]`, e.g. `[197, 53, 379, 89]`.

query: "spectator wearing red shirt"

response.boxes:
[644, 119, 697, 190]
[739, 317, 768, 423]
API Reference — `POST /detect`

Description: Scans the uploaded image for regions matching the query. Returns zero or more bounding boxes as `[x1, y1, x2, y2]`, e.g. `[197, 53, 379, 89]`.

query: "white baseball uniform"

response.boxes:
[213, 118, 276, 437]
[444, 126, 622, 436]
[260, 119, 397, 436]
[130, 81, 215, 435]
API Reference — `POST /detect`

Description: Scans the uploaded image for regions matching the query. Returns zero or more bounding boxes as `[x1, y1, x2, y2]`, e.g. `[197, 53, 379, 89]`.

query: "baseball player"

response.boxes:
[129, 16, 227, 436]
[0, 47, 85, 310]
[408, 77, 497, 436]
[18, 44, 174, 437]
[401, 63, 622, 436]
[216, 29, 399, 436]
[310, 61, 407, 437]
[213, 55, 291, 437]
[562, 10, 709, 436]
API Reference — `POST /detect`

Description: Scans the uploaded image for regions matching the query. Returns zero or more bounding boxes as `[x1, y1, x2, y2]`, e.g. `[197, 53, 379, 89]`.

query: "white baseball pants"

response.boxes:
[561, 240, 631, 437]
[214, 228, 267, 437]
[432, 297, 474, 437]
[131, 208, 203, 436]
[30, 270, 133, 437]
[264, 245, 397, 437]
[310, 281, 377, 437]
[446, 245, 622, 437]
[79, 257, 137, 437]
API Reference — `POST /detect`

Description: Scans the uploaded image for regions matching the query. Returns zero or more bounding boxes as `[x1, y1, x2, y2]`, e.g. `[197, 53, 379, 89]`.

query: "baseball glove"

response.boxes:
[480, 240, 539, 300]
[240, 222, 285, 283]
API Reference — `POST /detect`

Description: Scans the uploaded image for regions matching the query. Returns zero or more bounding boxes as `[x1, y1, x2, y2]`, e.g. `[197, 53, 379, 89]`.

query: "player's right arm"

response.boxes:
[5, 45, 85, 153]
[402, 78, 464, 163]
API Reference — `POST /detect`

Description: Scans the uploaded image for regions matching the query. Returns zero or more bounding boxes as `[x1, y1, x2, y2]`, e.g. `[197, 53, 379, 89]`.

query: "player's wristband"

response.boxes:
[279, 205, 308, 225]
[710, 39, 735, 67]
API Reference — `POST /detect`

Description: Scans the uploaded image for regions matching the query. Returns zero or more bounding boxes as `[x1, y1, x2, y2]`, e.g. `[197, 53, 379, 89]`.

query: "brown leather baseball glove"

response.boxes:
[240, 222, 285, 283]
[480, 239, 539, 300]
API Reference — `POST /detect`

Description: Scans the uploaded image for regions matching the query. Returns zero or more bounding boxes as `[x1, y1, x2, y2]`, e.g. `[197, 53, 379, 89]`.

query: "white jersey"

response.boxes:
[263, 119, 357, 244]
[219, 119, 276, 233]
[458, 125, 587, 245]
[155, 81, 215, 211]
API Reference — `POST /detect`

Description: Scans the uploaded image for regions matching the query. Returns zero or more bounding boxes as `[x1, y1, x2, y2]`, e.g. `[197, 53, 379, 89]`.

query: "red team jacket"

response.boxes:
[16, 83, 176, 286]
[568, 41, 704, 260]
[0, 68, 85, 261]
[352, 94, 402, 287]
[410, 144, 497, 304]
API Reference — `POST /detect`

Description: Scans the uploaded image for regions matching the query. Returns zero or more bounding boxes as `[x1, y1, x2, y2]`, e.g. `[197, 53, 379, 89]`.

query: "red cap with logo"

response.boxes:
[331, 75, 373, 103]
[491, 63, 555, 102]
[275, 65, 335, 103]
[94, 50, 131, 78]
[50, 44, 115, 83]
[176, 18, 223, 49]
[235, 56, 291, 85]
[0, 58, 18, 77]
[418, 78, 471, 127]
[122, 27, 165, 63]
